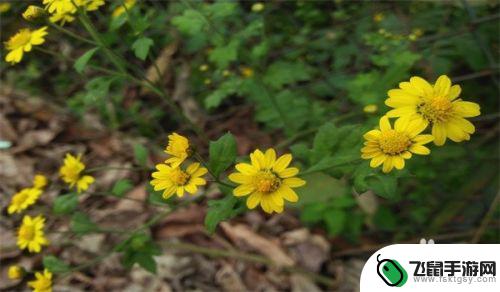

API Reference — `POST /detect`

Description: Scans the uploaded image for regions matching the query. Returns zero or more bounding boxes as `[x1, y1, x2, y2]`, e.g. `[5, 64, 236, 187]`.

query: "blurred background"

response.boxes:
[1, 0, 499, 291]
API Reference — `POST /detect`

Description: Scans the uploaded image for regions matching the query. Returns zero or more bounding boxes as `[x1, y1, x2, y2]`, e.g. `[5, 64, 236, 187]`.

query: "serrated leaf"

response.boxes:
[53, 193, 78, 215]
[133, 144, 148, 166]
[71, 212, 99, 235]
[43, 256, 70, 274]
[112, 179, 133, 197]
[132, 37, 154, 61]
[74, 47, 99, 73]
[205, 195, 242, 234]
[366, 174, 398, 199]
[208, 133, 237, 177]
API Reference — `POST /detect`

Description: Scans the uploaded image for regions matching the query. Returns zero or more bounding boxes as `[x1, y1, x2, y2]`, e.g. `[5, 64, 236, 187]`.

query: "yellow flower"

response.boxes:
[59, 153, 95, 193]
[49, 10, 75, 25]
[4, 27, 48, 65]
[251, 2, 265, 12]
[150, 162, 207, 199]
[0, 2, 11, 13]
[385, 75, 480, 146]
[112, 0, 136, 18]
[75, 0, 106, 11]
[363, 104, 378, 114]
[28, 269, 52, 292]
[373, 13, 384, 22]
[43, 0, 76, 15]
[17, 215, 49, 253]
[228, 149, 306, 214]
[204, 78, 212, 85]
[8, 188, 42, 215]
[164, 133, 190, 167]
[199, 64, 209, 72]
[33, 174, 48, 189]
[8, 265, 23, 280]
[240, 66, 254, 78]
[22, 6, 46, 21]
[361, 116, 434, 173]
[222, 70, 231, 77]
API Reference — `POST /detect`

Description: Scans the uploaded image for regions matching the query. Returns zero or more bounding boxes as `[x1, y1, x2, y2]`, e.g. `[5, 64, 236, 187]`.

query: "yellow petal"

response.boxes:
[186, 162, 200, 174]
[363, 130, 381, 141]
[379, 116, 392, 131]
[278, 167, 299, 178]
[434, 75, 451, 96]
[283, 177, 306, 188]
[393, 156, 405, 170]
[448, 84, 461, 100]
[412, 135, 434, 145]
[273, 154, 292, 172]
[247, 192, 262, 209]
[394, 116, 411, 132]
[280, 185, 299, 202]
[264, 149, 276, 168]
[401, 151, 412, 159]
[409, 76, 434, 96]
[235, 163, 258, 175]
[409, 144, 430, 155]
[386, 106, 417, 118]
[432, 123, 447, 146]
[233, 184, 254, 196]
[453, 101, 480, 118]
[382, 157, 393, 173]
[370, 155, 385, 168]
[406, 118, 428, 137]
[228, 173, 251, 184]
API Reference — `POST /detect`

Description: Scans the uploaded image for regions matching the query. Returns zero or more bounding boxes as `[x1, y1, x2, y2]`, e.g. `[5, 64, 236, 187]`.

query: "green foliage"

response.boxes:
[208, 132, 237, 177]
[171, 9, 205, 35]
[133, 144, 148, 166]
[132, 37, 154, 60]
[71, 212, 99, 235]
[43, 256, 71, 274]
[205, 194, 245, 234]
[53, 193, 78, 215]
[74, 47, 99, 73]
[118, 233, 161, 274]
[112, 179, 133, 197]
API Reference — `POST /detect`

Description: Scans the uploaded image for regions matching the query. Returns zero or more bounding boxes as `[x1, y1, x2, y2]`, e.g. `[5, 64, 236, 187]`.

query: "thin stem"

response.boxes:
[193, 152, 236, 189]
[471, 191, 500, 243]
[47, 21, 97, 45]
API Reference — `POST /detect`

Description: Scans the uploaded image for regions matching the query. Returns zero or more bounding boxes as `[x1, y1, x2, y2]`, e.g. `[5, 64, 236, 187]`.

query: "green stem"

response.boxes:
[47, 21, 97, 45]
[193, 152, 236, 188]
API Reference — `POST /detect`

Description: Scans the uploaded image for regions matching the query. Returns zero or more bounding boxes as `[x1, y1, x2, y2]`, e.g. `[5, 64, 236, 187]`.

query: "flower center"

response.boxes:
[19, 225, 35, 241]
[379, 130, 411, 155]
[253, 171, 281, 193]
[171, 169, 189, 185]
[417, 96, 453, 123]
[9, 30, 32, 49]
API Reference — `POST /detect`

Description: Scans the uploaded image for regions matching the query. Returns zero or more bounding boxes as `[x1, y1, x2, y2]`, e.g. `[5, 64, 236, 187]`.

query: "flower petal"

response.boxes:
[233, 184, 254, 196]
[273, 154, 292, 172]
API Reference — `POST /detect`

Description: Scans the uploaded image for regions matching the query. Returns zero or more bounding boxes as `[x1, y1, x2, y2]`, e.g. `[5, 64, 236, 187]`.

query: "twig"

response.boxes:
[471, 191, 500, 243]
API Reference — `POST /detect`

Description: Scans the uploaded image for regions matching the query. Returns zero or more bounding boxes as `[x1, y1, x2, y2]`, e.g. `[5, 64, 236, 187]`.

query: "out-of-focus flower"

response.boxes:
[373, 12, 384, 22]
[0, 2, 11, 13]
[28, 269, 52, 292]
[251, 2, 265, 12]
[240, 66, 254, 78]
[22, 5, 46, 21]
[4, 27, 48, 64]
[150, 163, 207, 199]
[164, 133, 190, 167]
[361, 116, 434, 173]
[7, 188, 42, 214]
[59, 153, 95, 193]
[385, 75, 480, 146]
[112, 0, 135, 18]
[8, 265, 23, 280]
[33, 174, 48, 189]
[199, 64, 209, 72]
[17, 215, 49, 253]
[363, 104, 378, 114]
[229, 149, 306, 214]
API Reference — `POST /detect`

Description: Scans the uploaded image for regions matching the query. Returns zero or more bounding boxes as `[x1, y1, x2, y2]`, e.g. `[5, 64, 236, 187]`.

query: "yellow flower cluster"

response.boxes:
[112, 0, 136, 18]
[151, 133, 208, 199]
[28, 269, 53, 292]
[42, 0, 105, 24]
[361, 75, 480, 173]
[8, 174, 48, 214]
[59, 153, 95, 193]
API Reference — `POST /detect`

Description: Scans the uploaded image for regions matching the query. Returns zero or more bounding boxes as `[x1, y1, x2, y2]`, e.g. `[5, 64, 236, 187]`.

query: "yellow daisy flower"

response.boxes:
[151, 162, 207, 199]
[8, 188, 42, 215]
[33, 174, 48, 189]
[28, 269, 52, 292]
[59, 153, 95, 193]
[43, 0, 76, 14]
[75, 0, 106, 11]
[228, 149, 306, 214]
[4, 27, 48, 65]
[49, 10, 75, 25]
[22, 5, 46, 21]
[112, 0, 136, 18]
[385, 75, 480, 146]
[361, 116, 434, 173]
[17, 215, 49, 253]
[164, 132, 190, 167]
[8, 265, 23, 280]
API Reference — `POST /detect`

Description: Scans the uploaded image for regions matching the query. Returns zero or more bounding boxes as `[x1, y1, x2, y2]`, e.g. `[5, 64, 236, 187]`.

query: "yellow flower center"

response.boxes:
[171, 169, 189, 185]
[19, 225, 35, 241]
[418, 96, 453, 123]
[253, 171, 281, 193]
[379, 130, 411, 155]
[8, 29, 32, 50]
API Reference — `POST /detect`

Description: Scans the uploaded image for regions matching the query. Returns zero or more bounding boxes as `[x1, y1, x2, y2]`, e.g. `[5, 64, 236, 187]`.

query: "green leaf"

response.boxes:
[324, 209, 346, 236]
[295, 173, 346, 206]
[366, 174, 398, 199]
[263, 61, 313, 89]
[135, 253, 157, 273]
[208, 40, 239, 68]
[208, 132, 237, 177]
[71, 212, 99, 235]
[119, 233, 161, 274]
[132, 37, 154, 61]
[133, 144, 148, 166]
[171, 9, 205, 35]
[300, 203, 328, 223]
[112, 179, 133, 197]
[109, 13, 127, 31]
[205, 195, 242, 234]
[74, 47, 99, 73]
[53, 193, 78, 215]
[205, 78, 241, 109]
[43, 256, 70, 274]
